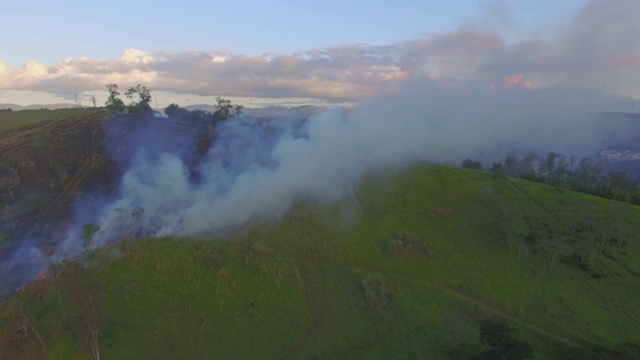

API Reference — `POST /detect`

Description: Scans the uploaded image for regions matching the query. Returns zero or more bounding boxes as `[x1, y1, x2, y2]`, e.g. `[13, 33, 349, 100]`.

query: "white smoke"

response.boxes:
[3, 81, 638, 296]
[60, 83, 635, 251]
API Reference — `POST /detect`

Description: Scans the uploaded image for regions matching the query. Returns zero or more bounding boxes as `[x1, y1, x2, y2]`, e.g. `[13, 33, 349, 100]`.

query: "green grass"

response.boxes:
[0, 109, 84, 135]
[2, 164, 640, 359]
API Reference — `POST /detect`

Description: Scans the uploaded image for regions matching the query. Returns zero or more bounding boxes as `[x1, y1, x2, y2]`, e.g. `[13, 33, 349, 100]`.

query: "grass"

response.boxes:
[0, 109, 108, 254]
[0, 109, 85, 135]
[1, 164, 640, 359]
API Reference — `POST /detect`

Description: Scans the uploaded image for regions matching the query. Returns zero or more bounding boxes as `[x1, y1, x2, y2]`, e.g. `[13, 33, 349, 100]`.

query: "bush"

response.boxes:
[462, 158, 483, 170]
[473, 317, 533, 360]
[357, 272, 394, 311]
[490, 162, 508, 179]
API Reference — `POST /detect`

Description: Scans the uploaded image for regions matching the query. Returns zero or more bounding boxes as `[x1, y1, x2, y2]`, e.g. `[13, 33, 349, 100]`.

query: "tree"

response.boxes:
[490, 162, 508, 179]
[125, 84, 152, 113]
[0, 304, 50, 359]
[90, 95, 97, 108]
[475, 318, 533, 360]
[573, 158, 604, 191]
[0, 169, 19, 199]
[114, 206, 144, 255]
[13, 306, 49, 360]
[165, 98, 242, 124]
[137, 85, 152, 106]
[444, 309, 479, 358]
[213, 96, 243, 122]
[81, 223, 101, 254]
[61, 261, 106, 360]
[520, 152, 538, 176]
[104, 84, 125, 112]
[540, 238, 572, 270]
[509, 237, 530, 261]
[542, 152, 561, 176]
[164, 103, 186, 118]
[42, 246, 68, 323]
[462, 158, 482, 170]
[504, 155, 520, 176]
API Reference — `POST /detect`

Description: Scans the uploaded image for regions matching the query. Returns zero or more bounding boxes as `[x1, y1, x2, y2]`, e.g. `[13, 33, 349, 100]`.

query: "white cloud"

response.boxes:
[120, 49, 155, 64]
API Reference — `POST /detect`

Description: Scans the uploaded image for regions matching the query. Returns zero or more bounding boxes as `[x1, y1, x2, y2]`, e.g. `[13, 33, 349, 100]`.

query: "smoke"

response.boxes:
[1, 79, 639, 297]
[3, 0, 640, 296]
[55, 82, 636, 251]
[0, 240, 48, 294]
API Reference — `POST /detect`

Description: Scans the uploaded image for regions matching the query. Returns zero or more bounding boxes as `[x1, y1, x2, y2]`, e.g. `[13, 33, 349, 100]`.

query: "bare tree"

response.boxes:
[62, 262, 105, 360]
[105, 83, 125, 112]
[541, 238, 572, 270]
[598, 205, 628, 251]
[42, 246, 67, 323]
[13, 306, 49, 360]
[115, 206, 144, 255]
[444, 309, 478, 358]
[0, 204, 13, 222]
[90, 95, 97, 108]
[509, 237, 530, 261]
[81, 224, 101, 254]
[0, 166, 20, 199]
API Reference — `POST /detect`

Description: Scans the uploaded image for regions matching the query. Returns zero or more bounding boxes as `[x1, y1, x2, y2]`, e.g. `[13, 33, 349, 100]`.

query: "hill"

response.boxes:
[1, 109, 640, 359]
[1, 163, 639, 359]
[0, 109, 111, 261]
[0, 103, 77, 111]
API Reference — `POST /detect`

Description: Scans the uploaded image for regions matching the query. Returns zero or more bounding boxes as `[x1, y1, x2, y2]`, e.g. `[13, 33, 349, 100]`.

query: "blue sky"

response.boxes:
[1, 0, 639, 108]
[1, 0, 588, 65]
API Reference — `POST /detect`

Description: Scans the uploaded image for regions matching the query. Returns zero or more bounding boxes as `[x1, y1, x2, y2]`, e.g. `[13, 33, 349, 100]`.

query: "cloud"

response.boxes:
[0, 0, 639, 103]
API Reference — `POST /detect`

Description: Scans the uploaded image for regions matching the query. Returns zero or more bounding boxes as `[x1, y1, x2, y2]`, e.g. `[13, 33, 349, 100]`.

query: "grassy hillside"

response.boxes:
[0, 109, 110, 257]
[1, 164, 639, 359]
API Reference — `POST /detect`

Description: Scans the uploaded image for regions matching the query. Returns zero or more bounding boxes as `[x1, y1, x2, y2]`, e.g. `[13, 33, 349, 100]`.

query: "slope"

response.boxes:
[1, 164, 639, 359]
[0, 109, 111, 289]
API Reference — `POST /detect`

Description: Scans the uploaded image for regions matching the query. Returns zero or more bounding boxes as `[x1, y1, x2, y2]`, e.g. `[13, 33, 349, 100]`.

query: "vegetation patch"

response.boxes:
[355, 271, 395, 311]
[380, 231, 429, 259]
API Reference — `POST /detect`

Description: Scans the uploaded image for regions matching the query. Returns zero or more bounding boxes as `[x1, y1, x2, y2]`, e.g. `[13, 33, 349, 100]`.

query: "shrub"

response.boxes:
[462, 158, 483, 170]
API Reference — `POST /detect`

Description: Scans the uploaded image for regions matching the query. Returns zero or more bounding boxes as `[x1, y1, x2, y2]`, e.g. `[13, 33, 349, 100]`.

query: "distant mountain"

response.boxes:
[182, 104, 326, 119]
[0, 103, 77, 110]
[0, 103, 23, 110]
[182, 104, 216, 112]
[242, 105, 327, 119]
[1, 103, 329, 118]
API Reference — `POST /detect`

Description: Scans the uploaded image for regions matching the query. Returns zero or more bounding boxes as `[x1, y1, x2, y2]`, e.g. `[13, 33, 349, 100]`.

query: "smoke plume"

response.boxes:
[3, 0, 640, 296]
[54, 83, 635, 252]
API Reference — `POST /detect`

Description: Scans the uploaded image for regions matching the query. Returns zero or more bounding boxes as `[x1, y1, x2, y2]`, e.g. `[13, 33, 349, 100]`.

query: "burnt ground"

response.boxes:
[0, 110, 113, 255]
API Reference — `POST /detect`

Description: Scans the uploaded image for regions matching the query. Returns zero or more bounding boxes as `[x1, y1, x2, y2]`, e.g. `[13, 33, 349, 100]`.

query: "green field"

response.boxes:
[2, 164, 639, 359]
[0, 109, 89, 135]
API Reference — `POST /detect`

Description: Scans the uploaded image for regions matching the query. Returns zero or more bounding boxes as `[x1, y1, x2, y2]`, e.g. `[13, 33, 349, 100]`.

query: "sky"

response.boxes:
[0, 0, 638, 109]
